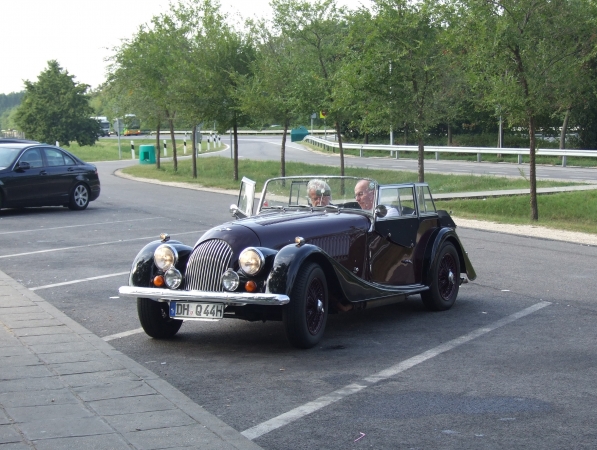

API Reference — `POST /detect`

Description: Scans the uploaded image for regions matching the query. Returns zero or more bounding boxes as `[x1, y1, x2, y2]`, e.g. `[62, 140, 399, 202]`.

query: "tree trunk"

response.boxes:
[281, 118, 288, 177]
[233, 115, 239, 182]
[447, 123, 452, 146]
[191, 124, 197, 179]
[365, 133, 369, 144]
[417, 136, 425, 182]
[335, 121, 345, 176]
[403, 122, 408, 145]
[155, 121, 161, 169]
[529, 116, 538, 221]
[560, 108, 570, 150]
[169, 119, 177, 172]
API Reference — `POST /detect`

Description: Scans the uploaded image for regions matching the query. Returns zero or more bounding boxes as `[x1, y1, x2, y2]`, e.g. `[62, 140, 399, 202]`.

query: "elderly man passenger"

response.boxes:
[354, 179, 399, 216]
[307, 179, 332, 206]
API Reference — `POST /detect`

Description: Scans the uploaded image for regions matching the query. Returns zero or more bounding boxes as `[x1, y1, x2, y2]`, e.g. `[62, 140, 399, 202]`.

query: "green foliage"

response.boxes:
[13, 61, 99, 146]
[0, 92, 24, 130]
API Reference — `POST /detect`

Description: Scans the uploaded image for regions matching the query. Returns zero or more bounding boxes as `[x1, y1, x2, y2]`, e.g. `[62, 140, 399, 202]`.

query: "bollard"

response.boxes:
[184, 133, 187, 154]
[518, 154, 522, 164]
[131, 140, 135, 160]
[55, 141, 59, 147]
[477, 153, 482, 163]
[395, 151, 399, 159]
[207, 136, 211, 151]
[163, 140, 167, 156]
[562, 155, 567, 167]
[435, 151, 439, 161]
[360, 145, 363, 158]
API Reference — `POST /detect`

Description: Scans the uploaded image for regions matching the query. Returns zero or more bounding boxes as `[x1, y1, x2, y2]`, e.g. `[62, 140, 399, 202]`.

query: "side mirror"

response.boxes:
[230, 204, 247, 220]
[375, 204, 388, 218]
[17, 161, 31, 171]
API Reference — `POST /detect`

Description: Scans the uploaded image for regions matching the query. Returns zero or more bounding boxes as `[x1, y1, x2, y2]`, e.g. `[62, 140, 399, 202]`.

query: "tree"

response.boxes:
[14, 61, 98, 146]
[452, 0, 595, 220]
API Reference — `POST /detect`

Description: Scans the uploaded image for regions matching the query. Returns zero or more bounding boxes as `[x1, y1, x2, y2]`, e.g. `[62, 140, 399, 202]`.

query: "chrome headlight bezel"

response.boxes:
[154, 244, 178, 271]
[238, 247, 264, 276]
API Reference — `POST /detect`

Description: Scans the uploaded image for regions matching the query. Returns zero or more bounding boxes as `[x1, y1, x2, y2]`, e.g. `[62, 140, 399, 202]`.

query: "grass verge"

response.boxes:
[121, 157, 595, 235]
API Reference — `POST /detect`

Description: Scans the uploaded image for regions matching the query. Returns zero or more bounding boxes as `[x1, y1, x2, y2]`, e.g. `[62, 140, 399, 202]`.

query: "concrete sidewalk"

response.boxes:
[0, 270, 262, 450]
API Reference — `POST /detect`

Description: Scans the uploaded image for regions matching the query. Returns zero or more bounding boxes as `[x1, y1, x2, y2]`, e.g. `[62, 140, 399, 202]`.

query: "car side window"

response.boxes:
[416, 185, 436, 214]
[43, 148, 74, 166]
[19, 149, 43, 168]
[398, 187, 416, 215]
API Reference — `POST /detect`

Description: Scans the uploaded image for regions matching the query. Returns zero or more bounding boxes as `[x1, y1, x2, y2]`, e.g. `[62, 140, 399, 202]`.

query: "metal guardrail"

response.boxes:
[303, 136, 597, 168]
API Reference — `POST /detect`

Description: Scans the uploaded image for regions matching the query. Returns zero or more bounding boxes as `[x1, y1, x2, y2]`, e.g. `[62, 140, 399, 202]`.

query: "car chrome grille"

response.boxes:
[184, 239, 233, 292]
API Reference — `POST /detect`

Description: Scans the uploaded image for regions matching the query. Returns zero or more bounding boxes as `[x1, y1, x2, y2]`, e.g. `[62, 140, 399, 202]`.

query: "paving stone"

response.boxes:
[6, 403, 93, 423]
[4, 318, 63, 329]
[0, 312, 48, 322]
[0, 365, 53, 381]
[19, 333, 82, 346]
[28, 341, 95, 355]
[0, 377, 65, 393]
[49, 359, 126, 376]
[123, 424, 227, 450]
[73, 380, 156, 402]
[0, 306, 42, 316]
[0, 355, 42, 367]
[0, 347, 29, 358]
[12, 326, 71, 338]
[0, 388, 78, 408]
[18, 416, 113, 441]
[0, 425, 21, 445]
[0, 300, 35, 309]
[60, 370, 142, 388]
[37, 350, 108, 365]
[103, 409, 196, 433]
[0, 410, 9, 425]
[89, 394, 176, 416]
[0, 442, 32, 450]
[33, 433, 131, 450]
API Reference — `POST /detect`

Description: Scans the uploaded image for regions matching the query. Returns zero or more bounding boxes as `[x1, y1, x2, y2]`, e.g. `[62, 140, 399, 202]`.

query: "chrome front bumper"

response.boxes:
[118, 286, 289, 306]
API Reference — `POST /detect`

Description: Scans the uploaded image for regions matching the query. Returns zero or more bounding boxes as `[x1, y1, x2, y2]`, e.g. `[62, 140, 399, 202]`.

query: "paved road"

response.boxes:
[1, 143, 596, 448]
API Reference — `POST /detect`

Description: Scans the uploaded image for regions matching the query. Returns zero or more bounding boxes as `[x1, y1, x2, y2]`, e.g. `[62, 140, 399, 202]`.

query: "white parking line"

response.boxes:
[0, 230, 205, 259]
[29, 272, 130, 291]
[241, 301, 551, 440]
[0, 217, 164, 235]
[102, 328, 145, 342]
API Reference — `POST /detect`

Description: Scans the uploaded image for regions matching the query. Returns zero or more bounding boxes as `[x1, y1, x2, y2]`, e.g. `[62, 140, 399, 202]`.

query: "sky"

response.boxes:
[1, 0, 366, 95]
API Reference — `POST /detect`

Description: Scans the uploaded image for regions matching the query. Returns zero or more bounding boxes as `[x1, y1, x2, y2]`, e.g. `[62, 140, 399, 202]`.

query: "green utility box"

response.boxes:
[139, 145, 156, 164]
[290, 126, 309, 142]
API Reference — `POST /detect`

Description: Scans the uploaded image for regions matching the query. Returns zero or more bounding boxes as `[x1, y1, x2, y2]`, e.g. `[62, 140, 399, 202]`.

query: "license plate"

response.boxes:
[169, 302, 224, 320]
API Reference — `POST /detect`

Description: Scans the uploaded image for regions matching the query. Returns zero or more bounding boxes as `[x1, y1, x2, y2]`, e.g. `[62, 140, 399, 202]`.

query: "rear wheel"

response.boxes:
[421, 242, 460, 311]
[137, 298, 182, 338]
[283, 263, 328, 349]
[68, 183, 90, 210]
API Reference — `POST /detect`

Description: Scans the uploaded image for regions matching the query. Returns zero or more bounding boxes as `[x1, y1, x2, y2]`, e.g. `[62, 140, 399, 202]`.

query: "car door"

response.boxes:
[42, 147, 80, 204]
[368, 185, 419, 285]
[4, 148, 47, 206]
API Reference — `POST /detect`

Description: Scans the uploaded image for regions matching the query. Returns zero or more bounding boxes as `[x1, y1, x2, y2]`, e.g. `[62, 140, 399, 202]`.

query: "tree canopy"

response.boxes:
[14, 61, 99, 146]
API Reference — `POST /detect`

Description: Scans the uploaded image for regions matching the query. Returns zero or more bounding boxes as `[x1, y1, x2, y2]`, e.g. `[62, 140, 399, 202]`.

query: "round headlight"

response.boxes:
[164, 268, 182, 289]
[154, 244, 178, 271]
[221, 269, 239, 291]
[239, 248, 264, 276]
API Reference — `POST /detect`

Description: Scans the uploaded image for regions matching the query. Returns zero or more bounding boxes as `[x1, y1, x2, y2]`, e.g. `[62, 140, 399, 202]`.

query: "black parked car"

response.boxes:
[119, 176, 476, 348]
[0, 143, 100, 210]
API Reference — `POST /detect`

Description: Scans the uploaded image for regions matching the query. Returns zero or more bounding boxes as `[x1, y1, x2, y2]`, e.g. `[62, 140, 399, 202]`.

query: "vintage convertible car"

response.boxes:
[119, 176, 476, 348]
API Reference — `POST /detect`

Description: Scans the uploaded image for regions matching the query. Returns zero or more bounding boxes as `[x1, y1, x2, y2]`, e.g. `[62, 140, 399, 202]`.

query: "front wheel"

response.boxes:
[283, 262, 329, 349]
[68, 183, 90, 210]
[421, 242, 460, 311]
[137, 298, 182, 338]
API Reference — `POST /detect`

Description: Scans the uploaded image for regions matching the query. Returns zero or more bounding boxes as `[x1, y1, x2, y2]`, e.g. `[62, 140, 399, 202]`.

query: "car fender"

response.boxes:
[422, 228, 477, 285]
[266, 244, 328, 296]
[128, 240, 193, 287]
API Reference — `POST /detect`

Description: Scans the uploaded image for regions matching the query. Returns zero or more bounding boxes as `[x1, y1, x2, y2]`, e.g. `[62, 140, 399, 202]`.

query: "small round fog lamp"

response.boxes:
[221, 269, 239, 291]
[164, 268, 182, 289]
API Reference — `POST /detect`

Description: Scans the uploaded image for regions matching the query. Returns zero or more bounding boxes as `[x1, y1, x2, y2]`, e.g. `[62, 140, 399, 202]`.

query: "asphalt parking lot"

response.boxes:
[1, 160, 596, 449]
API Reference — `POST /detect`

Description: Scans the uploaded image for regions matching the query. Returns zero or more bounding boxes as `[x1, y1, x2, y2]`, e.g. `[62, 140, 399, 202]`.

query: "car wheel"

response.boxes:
[137, 298, 182, 338]
[68, 183, 90, 210]
[283, 262, 328, 349]
[421, 242, 460, 311]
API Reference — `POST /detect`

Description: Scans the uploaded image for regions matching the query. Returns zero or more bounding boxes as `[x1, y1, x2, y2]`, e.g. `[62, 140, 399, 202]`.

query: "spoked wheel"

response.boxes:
[68, 183, 90, 210]
[421, 242, 460, 311]
[283, 262, 328, 349]
[137, 298, 183, 338]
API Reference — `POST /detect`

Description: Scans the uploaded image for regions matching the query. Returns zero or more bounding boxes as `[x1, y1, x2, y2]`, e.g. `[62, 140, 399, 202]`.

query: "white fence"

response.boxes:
[303, 136, 597, 168]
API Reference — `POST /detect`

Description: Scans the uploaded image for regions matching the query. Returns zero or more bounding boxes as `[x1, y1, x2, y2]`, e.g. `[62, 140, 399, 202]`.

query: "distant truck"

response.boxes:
[92, 116, 110, 137]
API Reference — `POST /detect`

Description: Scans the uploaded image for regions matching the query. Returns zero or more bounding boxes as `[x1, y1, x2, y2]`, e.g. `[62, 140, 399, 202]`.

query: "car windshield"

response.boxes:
[0, 146, 22, 169]
[259, 176, 378, 214]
